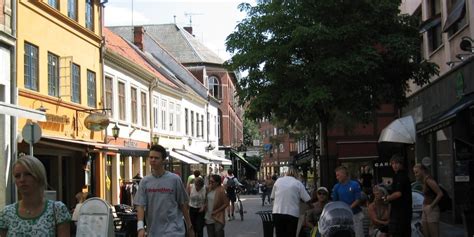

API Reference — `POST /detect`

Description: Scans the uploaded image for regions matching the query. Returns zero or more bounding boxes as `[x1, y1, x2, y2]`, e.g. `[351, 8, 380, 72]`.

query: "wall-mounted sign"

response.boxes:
[84, 113, 109, 131]
[45, 114, 70, 124]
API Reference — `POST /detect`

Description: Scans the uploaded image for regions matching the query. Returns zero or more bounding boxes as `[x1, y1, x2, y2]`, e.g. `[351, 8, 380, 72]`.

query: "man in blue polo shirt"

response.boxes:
[332, 166, 364, 237]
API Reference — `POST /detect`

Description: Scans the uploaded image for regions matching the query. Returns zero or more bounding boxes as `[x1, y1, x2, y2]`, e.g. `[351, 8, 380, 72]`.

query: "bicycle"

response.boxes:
[235, 187, 244, 221]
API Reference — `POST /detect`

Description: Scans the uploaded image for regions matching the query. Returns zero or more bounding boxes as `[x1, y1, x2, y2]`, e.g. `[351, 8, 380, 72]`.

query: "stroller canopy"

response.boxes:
[318, 201, 354, 236]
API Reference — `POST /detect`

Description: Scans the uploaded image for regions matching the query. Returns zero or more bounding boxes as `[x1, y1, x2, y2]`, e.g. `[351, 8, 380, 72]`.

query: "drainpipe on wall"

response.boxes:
[8, 0, 18, 205]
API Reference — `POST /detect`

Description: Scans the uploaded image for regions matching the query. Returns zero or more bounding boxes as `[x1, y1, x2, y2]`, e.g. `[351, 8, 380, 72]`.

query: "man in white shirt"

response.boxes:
[271, 167, 312, 237]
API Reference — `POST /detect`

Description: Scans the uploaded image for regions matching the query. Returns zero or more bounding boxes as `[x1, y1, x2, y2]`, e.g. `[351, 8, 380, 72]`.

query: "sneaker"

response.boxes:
[231, 215, 235, 220]
[227, 216, 232, 221]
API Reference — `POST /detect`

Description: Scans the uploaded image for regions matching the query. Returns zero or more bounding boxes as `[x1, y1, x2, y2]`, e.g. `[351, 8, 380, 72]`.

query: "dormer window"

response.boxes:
[208, 76, 220, 99]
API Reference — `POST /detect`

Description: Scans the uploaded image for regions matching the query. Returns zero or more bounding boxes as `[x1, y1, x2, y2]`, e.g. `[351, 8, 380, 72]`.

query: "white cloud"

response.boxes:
[104, 6, 151, 26]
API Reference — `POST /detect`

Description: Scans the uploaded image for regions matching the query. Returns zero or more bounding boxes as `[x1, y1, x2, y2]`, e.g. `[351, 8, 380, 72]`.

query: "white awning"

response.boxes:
[188, 150, 232, 165]
[172, 149, 210, 164]
[169, 150, 199, 164]
[0, 101, 46, 121]
[379, 116, 416, 144]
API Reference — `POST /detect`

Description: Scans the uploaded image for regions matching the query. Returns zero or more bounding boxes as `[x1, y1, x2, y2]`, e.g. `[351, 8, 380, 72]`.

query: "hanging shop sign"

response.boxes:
[84, 113, 110, 131]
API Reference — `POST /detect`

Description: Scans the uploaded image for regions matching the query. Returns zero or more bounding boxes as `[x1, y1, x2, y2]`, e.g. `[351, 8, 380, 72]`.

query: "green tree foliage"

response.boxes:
[243, 117, 261, 147]
[226, 0, 438, 186]
[226, 0, 438, 127]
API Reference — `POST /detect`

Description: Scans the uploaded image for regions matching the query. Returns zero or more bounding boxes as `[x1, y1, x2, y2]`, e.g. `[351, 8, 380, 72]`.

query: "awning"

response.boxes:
[419, 15, 441, 33]
[418, 92, 474, 136]
[231, 151, 258, 171]
[168, 150, 199, 164]
[0, 101, 46, 121]
[378, 116, 416, 144]
[172, 149, 210, 164]
[443, 0, 466, 32]
[119, 148, 149, 157]
[42, 135, 120, 149]
[182, 149, 232, 165]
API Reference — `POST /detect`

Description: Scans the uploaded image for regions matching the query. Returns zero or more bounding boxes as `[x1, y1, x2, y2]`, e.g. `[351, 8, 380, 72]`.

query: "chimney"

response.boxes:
[134, 26, 144, 50]
[183, 26, 193, 36]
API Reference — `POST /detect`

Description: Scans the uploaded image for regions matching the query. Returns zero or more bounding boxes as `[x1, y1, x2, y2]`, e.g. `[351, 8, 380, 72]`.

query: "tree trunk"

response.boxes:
[319, 118, 330, 188]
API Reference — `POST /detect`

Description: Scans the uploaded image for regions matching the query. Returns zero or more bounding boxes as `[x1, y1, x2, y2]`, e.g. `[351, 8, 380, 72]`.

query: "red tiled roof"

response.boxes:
[104, 27, 178, 89]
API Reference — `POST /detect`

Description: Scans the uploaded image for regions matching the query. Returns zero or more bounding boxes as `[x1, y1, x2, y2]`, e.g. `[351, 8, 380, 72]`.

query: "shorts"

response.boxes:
[227, 190, 236, 202]
[422, 204, 440, 223]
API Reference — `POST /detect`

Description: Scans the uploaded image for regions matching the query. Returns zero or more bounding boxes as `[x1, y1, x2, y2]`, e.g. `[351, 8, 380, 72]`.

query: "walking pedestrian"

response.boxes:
[271, 167, 312, 237]
[223, 169, 242, 221]
[205, 175, 229, 237]
[331, 166, 364, 237]
[0, 155, 71, 236]
[134, 144, 194, 237]
[188, 177, 206, 237]
[382, 154, 412, 237]
[413, 163, 443, 237]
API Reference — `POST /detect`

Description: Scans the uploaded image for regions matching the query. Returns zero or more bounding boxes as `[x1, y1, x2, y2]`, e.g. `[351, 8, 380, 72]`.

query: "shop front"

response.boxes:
[403, 58, 474, 223]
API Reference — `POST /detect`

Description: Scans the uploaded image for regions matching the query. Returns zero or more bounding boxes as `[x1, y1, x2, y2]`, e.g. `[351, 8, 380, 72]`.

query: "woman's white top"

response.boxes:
[189, 184, 206, 208]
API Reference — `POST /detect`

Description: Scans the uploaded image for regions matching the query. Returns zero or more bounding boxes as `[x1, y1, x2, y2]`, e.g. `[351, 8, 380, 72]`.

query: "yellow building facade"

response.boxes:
[16, 0, 105, 207]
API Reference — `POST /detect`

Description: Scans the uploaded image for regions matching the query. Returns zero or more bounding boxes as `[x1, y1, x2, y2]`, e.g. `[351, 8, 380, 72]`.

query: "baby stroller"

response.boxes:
[318, 201, 355, 237]
[411, 191, 424, 237]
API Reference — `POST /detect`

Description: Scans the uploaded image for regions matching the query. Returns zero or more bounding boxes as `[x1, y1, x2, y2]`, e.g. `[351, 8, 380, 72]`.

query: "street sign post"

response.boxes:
[22, 122, 42, 156]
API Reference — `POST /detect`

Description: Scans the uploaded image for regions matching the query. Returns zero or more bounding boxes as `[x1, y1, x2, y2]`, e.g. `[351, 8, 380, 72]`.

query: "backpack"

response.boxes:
[226, 177, 237, 191]
[438, 186, 452, 212]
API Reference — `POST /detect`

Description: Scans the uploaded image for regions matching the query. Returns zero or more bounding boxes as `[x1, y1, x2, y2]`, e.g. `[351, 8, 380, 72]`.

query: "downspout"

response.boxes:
[8, 0, 18, 205]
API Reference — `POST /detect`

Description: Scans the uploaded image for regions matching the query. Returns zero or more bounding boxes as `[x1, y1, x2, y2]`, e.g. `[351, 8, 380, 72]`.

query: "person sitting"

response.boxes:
[305, 187, 330, 237]
[368, 185, 390, 237]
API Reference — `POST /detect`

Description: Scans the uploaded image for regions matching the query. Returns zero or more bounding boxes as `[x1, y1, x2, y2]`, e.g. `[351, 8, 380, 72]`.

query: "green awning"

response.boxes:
[231, 151, 258, 171]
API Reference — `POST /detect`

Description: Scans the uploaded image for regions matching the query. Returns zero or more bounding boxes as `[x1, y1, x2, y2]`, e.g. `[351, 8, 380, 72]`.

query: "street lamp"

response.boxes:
[111, 123, 120, 140]
[152, 134, 159, 145]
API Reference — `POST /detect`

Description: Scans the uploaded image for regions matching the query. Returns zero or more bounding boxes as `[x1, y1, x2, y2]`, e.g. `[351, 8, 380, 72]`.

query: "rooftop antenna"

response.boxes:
[184, 12, 203, 27]
[173, 15, 176, 24]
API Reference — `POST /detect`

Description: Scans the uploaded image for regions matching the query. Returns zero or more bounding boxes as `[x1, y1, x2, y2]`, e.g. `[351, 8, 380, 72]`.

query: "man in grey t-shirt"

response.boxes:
[134, 145, 194, 237]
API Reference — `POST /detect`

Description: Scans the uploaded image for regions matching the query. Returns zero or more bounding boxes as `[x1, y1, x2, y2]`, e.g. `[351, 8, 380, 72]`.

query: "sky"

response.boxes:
[104, 0, 252, 61]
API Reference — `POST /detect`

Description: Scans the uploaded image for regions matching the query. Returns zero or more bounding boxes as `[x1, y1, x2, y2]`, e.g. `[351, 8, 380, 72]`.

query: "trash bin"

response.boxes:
[256, 210, 274, 237]
[463, 208, 474, 237]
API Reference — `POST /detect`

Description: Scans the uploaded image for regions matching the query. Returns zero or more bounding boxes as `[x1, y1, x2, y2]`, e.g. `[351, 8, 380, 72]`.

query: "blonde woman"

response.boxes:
[413, 164, 443, 237]
[368, 185, 390, 237]
[0, 155, 71, 237]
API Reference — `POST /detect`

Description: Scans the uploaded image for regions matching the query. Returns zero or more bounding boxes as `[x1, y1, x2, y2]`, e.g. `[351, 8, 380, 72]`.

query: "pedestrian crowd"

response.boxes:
[0, 148, 447, 237]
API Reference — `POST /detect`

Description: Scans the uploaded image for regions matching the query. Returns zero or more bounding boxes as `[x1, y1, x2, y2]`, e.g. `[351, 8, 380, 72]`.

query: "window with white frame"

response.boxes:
[104, 76, 113, 116]
[169, 102, 175, 132]
[141, 92, 147, 127]
[47, 52, 59, 97]
[131, 87, 138, 124]
[176, 104, 181, 133]
[208, 76, 220, 99]
[201, 114, 204, 139]
[24, 42, 39, 91]
[71, 63, 81, 103]
[185, 108, 189, 135]
[196, 112, 200, 137]
[68, 0, 77, 20]
[118, 81, 126, 120]
[217, 115, 221, 139]
[191, 111, 194, 137]
[87, 70, 96, 108]
[161, 99, 167, 131]
[153, 96, 159, 129]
